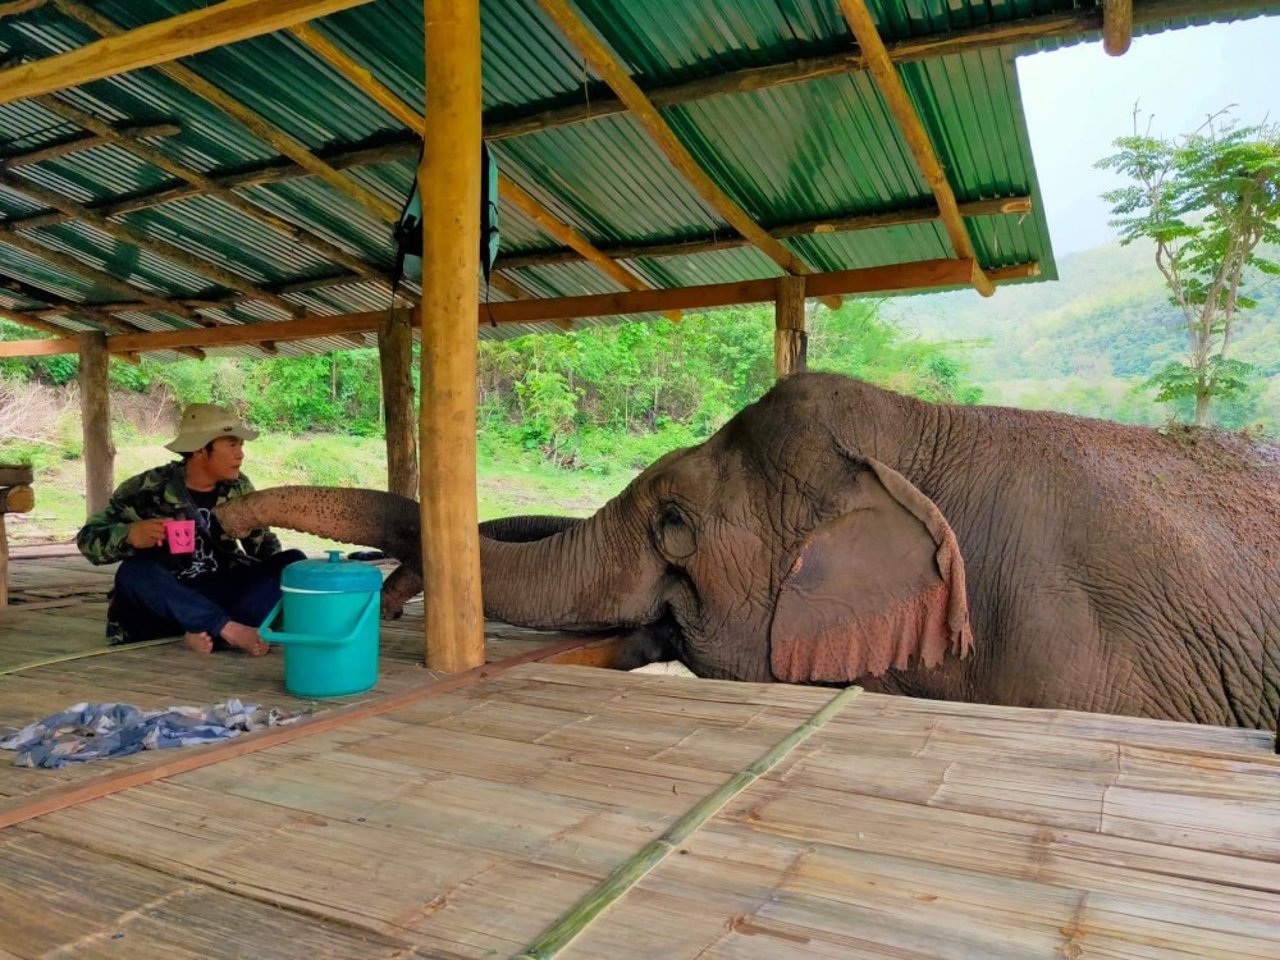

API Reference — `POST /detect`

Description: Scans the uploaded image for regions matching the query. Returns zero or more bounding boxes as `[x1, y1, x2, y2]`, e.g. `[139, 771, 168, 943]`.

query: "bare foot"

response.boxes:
[184, 631, 213, 654]
[220, 621, 270, 657]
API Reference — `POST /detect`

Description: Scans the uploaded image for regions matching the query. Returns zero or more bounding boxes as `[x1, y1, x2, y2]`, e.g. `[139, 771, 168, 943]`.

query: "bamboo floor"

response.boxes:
[1, 554, 1279, 959]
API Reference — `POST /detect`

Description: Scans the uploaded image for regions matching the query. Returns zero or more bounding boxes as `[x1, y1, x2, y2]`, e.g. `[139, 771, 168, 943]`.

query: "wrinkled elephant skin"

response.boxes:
[217, 373, 1280, 730]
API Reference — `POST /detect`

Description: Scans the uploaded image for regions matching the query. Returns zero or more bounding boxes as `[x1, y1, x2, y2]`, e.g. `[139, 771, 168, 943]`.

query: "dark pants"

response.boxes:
[112, 550, 306, 645]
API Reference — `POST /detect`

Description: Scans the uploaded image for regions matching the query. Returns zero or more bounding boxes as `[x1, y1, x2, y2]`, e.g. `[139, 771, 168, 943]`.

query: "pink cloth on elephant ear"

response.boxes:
[769, 458, 973, 683]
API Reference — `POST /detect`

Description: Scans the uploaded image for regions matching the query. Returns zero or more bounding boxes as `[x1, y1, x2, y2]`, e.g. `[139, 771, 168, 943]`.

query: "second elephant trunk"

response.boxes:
[215, 486, 421, 565]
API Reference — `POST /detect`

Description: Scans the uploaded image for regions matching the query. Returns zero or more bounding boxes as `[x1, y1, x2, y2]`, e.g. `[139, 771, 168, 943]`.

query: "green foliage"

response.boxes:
[1143, 356, 1256, 405]
[0, 319, 78, 384]
[1097, 111, 1280, 423]
[512, 367, 580, 455]
[810, 301, 984, 404]
[282, 435, 365, 486]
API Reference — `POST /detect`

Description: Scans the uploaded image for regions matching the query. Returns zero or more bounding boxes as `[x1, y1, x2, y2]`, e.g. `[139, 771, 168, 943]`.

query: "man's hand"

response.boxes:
[127, 518, 168, 549]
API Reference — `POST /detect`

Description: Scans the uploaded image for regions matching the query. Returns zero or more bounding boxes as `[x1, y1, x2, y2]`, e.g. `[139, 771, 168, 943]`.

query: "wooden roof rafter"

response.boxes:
[0, 271, 205, 359]
[533, 0, 844, 312]
[836, 0, 995, 297]
[285, 22, 679, 321]
[30, 94, 394, 292]
[0, 121, 182, 168]
[0, 229, 216, 329]
[484, 1, 1272, 141]
[497, 195, 1033, 271]
[0, 0, 46, 19]
[0, 170, 308, 319]
[0, 0, 377, 105]
[47, 0, 400, 224]
[3, 133, 1034, 274]
[0, 260, 1041, 359]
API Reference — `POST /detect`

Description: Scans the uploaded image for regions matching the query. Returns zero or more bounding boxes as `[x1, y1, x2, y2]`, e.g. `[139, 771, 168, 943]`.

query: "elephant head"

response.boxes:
[219, 374, 971, 684]
[479, 378, 972, 682]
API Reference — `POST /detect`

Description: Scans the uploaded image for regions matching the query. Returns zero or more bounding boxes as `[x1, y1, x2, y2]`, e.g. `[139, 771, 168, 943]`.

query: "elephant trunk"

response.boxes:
[479, 498, 665, 631]
[215, 486, 421, 564]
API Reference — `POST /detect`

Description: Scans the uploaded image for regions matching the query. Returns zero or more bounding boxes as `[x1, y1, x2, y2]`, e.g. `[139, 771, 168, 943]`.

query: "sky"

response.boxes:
[1015, 14, 1280, 256]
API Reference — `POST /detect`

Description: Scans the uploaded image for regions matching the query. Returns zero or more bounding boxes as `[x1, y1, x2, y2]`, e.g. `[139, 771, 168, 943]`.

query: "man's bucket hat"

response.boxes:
[165, 403, 260, 453]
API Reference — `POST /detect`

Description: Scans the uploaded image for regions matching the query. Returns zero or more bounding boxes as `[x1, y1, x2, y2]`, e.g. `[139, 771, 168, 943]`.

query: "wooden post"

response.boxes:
[379, 311, 419, 500]
[420, 0, 484, 672]
[1103, 0, 1133, 56]
[0, 480, 35, 608]
[774, 275, 807, 379]
[77, 332, 114, 517]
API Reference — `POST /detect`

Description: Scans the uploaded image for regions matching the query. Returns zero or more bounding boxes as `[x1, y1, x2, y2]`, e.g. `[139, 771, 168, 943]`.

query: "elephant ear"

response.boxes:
[770, 457, 972, 682]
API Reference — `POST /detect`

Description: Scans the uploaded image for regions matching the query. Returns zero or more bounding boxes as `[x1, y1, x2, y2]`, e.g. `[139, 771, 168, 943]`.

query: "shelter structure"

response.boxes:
[2, 0, 1279, 670]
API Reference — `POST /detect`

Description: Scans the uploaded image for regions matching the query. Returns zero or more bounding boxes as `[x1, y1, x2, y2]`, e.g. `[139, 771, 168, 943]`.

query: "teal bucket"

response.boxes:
[260, 551, 382, 698]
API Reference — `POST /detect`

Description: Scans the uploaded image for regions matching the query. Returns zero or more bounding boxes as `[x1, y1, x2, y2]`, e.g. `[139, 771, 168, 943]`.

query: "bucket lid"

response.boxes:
[282, 550, 383, 593]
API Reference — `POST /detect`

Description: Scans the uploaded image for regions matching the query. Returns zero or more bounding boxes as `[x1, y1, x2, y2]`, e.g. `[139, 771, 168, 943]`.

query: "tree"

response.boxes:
[1098, 110, 1280, 425]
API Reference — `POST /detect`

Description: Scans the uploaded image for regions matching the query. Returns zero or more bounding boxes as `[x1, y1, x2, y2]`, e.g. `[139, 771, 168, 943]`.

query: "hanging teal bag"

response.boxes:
[393, 142, 499, 286]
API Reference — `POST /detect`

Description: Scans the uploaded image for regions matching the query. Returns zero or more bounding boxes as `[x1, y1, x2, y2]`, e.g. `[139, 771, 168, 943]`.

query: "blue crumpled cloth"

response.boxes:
[0, 699, 304, 769]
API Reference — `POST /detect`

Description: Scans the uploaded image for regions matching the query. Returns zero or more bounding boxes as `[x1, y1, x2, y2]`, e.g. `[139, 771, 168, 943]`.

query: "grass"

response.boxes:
[4, 432, 636, 554]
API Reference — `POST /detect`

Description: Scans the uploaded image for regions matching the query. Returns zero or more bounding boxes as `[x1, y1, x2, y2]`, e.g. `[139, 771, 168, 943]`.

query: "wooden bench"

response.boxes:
[0, 464, 35, 607]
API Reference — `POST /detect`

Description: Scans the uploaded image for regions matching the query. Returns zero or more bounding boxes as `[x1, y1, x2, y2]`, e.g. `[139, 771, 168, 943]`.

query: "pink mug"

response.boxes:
[164, 519, 196, 554]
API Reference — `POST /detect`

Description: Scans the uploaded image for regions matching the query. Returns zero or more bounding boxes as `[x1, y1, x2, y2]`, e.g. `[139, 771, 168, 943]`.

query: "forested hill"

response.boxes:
[884, 238, 1280, 428]
[889, 239, 1280, 380]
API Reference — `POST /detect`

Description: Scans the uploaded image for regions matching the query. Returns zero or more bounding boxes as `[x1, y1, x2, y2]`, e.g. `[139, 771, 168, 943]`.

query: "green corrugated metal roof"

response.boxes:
[1, 0, 1276, 354]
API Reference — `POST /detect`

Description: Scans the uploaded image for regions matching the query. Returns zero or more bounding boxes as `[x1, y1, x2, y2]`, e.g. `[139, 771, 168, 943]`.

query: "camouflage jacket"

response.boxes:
[77, 461, 281, 644]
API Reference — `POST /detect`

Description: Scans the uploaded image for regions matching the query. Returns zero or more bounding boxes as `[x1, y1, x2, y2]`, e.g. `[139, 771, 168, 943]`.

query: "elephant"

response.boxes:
[216, 373, 1280, 730]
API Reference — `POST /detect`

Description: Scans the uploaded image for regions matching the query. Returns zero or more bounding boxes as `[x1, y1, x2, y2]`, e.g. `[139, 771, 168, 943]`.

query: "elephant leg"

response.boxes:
[380, 564, 424, 620]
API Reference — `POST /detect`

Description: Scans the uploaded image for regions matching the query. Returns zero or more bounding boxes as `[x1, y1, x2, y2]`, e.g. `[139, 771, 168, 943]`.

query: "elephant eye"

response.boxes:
[655, 502, 696, 560]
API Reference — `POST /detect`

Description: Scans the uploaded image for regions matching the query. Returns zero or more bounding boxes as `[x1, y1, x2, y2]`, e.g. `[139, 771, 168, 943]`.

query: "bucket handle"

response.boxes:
[259, 590, 379, 647]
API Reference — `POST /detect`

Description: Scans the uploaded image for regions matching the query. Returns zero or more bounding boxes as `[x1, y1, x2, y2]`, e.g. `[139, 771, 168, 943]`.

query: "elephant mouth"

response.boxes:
[612, 611, 686, 671]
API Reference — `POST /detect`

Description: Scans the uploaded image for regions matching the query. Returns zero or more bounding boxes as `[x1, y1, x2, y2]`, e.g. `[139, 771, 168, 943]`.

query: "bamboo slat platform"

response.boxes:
[1, 555, 1278, 959]
[0, 554, 610, 806]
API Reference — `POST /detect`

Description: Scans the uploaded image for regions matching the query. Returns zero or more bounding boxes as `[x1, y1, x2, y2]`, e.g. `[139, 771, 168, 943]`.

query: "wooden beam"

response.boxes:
[0, 261, 1041, 358]
[2, 136, 421, 228]
[485, 1, 1280, 140]
[0, 477, 36, 608]
[51, 0, 399, 223]
[284, 22, 677, 320]
[499, 178, 682, 322]
[836, 0, 994, 298]
[0, 170, 305, 318]
[0, 122, 180, 168]
[774, 275, 807, 380]
[0, 0, 46, 18]
[378, 311, 418, 500]
[2, 271, 203, 357]
[421, 0, 485, 672]
[0, 0, 375, 105]
[31, 96, 383, 285]
[1, 313, 76, 338]
[0, 230, 213, 326]
[0, 484, 35, 513]
[486, 272, 539, 301]
[77, 331, 114, 517]
[1104, 0, 1134, 55]
[0, 309, 394, 356]
[534, 0, 842, 311]
[497, 196, 1034, 270]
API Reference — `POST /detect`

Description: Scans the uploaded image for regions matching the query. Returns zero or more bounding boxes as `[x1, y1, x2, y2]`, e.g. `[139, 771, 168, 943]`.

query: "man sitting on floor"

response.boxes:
[77, 404, 304, 655]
